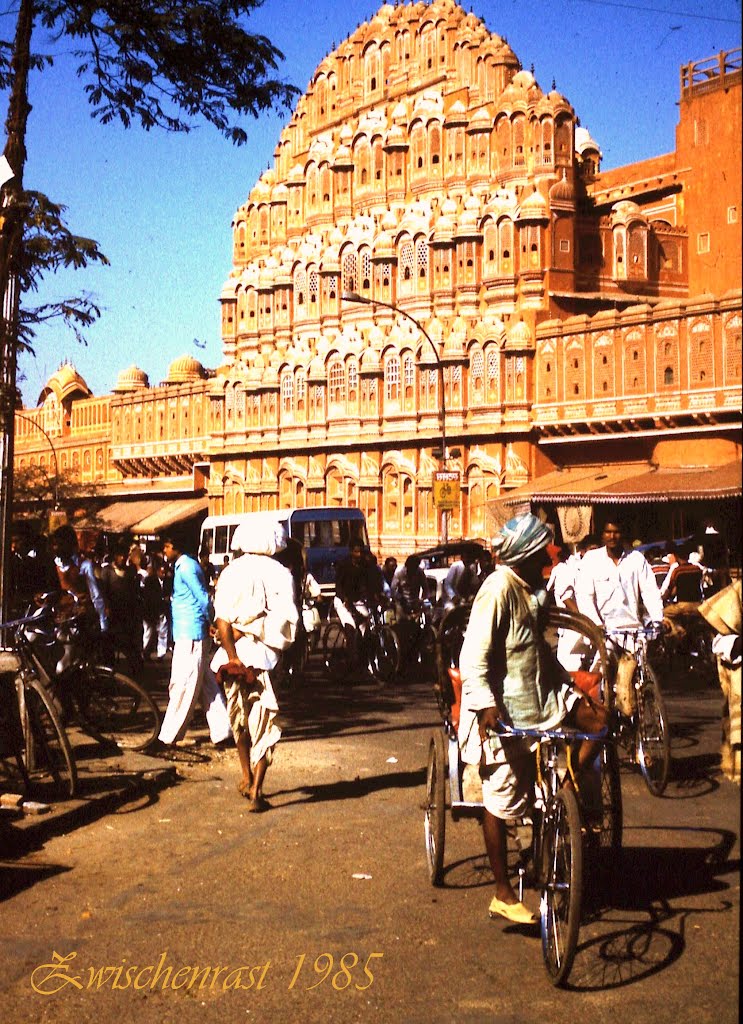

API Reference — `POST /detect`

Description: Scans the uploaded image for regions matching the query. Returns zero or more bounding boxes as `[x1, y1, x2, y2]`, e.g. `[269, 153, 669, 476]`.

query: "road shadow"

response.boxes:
[0, 857, 70, 902]
[1, 763, 178, 860]
[565, 825, 738, 991]
[270, 766, 427, 807]
[277, 669, 442, 744]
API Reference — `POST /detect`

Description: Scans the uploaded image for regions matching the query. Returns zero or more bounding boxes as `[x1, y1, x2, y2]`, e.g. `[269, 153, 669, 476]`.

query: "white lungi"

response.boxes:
[158, 638, 231, 744]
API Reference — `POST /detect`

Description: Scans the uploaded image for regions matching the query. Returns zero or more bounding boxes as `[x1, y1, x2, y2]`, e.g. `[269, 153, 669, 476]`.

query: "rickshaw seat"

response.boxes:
[448, 666, 463, 731]
[569, 669, 602, 703]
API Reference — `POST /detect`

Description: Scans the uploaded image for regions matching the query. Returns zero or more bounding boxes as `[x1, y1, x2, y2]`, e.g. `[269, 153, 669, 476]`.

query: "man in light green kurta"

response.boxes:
[459, 513, 607, 925]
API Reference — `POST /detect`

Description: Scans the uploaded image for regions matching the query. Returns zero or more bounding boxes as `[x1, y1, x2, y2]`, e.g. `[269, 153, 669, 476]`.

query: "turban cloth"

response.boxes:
[231, 518, 288, 557]
[493, 513, 552, 566]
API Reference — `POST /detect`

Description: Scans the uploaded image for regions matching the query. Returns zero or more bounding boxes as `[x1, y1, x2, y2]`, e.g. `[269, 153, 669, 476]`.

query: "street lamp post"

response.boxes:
[342, 291, 452, 544]
[14, 411, 60, 510]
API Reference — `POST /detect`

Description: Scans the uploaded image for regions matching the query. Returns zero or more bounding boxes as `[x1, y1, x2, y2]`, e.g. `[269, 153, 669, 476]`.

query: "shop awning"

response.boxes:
[79, 496, 208, 533]
[133, 497, 208, 534]
[495, 460, 742, 508]
[89, 499, 167, 532]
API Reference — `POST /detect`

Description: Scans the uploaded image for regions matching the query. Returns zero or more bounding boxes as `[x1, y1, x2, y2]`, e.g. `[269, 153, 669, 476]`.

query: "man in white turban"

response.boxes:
[459, 513, 607, 924]
[211, 518, 299, 811]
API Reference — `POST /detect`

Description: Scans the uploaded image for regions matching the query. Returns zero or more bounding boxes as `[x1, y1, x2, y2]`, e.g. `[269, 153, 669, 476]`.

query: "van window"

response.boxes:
[293, 517, 366, 548]
[215, 525, 230, 556]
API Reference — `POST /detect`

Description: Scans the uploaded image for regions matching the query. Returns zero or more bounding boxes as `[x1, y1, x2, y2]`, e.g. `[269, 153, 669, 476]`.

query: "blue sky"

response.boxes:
[4, 0, 740, 406]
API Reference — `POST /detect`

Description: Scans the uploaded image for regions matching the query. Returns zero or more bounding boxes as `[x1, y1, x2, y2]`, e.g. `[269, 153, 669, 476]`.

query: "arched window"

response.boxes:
[498, 220, 513, 275]
[470, 347, 484, 401]
[486, 347, 500, 401]
[429, 123, 441, 173]
[281, 371, 293, 416]
[342, 251, 357, 294]
[512, 116, 525, 167]
[403, 353, 415, 409]
[347, 359, 359, 405]
[415, 238, 429, 291]
[385, 354, 401, 403]
[329, 360, 345, 405]
[295, 371, 307, 415]
[399, 240, 415, 294]
[308, 267, 319, 310]
[294, 268, 307, 317]
[359, 247, 372, 295]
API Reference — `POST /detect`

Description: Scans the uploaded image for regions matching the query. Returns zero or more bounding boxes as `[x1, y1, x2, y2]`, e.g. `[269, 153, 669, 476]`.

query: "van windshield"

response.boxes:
[291, 517, 367, 549]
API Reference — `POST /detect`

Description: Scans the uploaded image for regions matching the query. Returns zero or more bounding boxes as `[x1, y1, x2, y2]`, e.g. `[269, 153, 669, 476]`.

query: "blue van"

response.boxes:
[199, 507, 369, 597]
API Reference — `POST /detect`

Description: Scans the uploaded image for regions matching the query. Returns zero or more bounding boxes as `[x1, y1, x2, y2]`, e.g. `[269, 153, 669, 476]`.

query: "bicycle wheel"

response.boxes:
[540, 787, 583, 987]
[597, 744, 623, 851]
[369, 625, 400, 685]
[283, 632, 310, 688]
[323, 622, 352, 682]
[75, 667, 160, 751]
[424, 730, 447, 885]
[636, 664, 670, 796]
[24, 678, 78, 799]
[417, 622, 437, 672]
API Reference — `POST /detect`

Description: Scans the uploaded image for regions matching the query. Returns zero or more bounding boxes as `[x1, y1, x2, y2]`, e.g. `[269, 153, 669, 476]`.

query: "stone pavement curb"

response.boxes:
[1, 749, 179, 855]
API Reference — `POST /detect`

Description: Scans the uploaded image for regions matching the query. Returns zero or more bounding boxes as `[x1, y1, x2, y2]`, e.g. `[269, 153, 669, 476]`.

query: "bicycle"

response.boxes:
[604, 625, 671, 796]
[395, 599, 437, 675]
[323, 601, 399, 684]
[1, 616, 78, 799]
[21, 600, 161, 752]
[425, 604, 622, 987]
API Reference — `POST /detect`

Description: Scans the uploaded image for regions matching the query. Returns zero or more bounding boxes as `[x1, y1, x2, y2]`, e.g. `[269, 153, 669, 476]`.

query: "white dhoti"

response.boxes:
[159, 638, 231, 745]
[211, 637, 282, 767]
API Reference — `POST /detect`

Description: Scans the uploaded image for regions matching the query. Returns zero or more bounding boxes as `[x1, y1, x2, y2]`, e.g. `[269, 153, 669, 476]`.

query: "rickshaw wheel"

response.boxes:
[424, 730, 447, 885]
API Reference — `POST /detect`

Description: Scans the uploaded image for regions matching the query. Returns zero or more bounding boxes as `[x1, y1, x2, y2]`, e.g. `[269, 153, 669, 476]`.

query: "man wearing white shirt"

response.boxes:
[576, 517, 664, 631]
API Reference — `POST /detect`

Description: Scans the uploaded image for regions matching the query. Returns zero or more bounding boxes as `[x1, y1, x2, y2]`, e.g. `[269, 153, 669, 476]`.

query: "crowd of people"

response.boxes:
[7, 509, 738, 830]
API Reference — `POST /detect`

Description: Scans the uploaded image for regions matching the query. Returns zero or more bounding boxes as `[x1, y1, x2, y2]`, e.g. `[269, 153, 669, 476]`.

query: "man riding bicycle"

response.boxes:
[459, 513, 607, 925]
[334, 541, 377, 642]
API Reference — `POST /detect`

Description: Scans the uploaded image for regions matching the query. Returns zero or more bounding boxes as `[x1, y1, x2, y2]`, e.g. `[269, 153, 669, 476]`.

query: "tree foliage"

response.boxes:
[12, 190, 109, 351]
[0, 0, 299, 350]
[2, 0, 299, 143]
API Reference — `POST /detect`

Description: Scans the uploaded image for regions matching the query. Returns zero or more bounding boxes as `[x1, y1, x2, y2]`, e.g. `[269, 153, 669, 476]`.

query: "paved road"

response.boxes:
[1, 658, 739, 1024]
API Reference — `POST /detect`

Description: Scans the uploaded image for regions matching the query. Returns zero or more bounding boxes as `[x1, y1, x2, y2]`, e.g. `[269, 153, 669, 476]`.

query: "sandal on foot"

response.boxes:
[488, 896, 537, 924]
[237, 780, 252, 798]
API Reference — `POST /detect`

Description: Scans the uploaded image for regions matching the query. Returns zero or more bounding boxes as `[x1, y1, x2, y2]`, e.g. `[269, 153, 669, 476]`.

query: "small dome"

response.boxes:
[308, 356, 326, 382]
[512, 69, 537, 90]
[507, 319, 532, 349]
[517, 187, 549, 221]
[360, 347, 381, 371]
[37, 362, 92, 405]
[549, 170, 575, 205]
[332, 143, 354, 168]
[112, 365, 149, 393]
[575, 125, 601, 157]
[611, 200, 645, 227]
[468, 107, 492, 131]
[383, 124, 408, 150]
[166, 355, 206, 384]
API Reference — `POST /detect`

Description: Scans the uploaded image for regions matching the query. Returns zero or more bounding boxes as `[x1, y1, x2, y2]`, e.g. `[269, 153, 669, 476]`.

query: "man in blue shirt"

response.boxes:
[156, 531, 231, 749]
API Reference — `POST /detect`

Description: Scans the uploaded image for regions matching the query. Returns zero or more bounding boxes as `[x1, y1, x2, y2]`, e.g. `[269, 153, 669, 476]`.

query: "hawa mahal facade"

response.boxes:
[14, 1, 742, 553]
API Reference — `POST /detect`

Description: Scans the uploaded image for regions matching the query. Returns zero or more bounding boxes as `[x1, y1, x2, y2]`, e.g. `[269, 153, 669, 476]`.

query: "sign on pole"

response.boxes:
[433, 470, 460, 510]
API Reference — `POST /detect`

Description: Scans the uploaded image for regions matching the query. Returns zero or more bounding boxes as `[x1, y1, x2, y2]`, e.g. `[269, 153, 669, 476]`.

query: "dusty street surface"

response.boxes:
[1, 661, 739, 1024]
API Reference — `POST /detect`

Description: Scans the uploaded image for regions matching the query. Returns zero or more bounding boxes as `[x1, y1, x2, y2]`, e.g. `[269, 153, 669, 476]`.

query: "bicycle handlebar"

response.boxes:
[604, 624, 664, 640]
[486, 721, 611, 743]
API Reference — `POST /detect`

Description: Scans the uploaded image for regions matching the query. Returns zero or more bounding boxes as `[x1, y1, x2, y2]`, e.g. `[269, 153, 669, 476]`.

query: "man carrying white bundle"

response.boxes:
[212, 520, 299, 813]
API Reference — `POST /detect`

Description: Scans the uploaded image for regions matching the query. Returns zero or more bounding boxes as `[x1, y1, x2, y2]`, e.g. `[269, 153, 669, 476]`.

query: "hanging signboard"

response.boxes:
[48, 508, 68, 533]
[433, 470, 461, 509]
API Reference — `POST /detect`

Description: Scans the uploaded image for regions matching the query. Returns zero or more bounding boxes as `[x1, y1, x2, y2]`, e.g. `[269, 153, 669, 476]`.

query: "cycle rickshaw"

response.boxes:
[424, 604, 622, 987]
